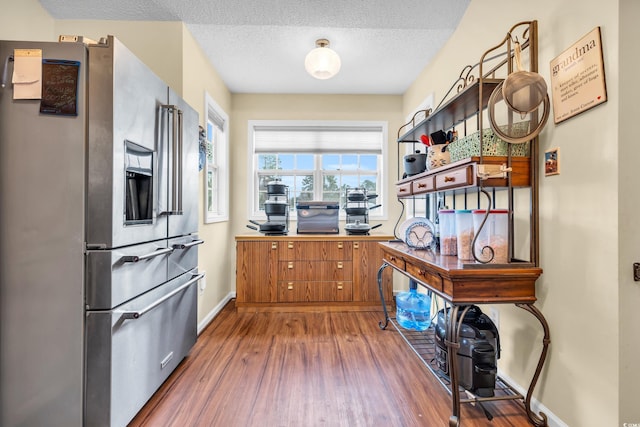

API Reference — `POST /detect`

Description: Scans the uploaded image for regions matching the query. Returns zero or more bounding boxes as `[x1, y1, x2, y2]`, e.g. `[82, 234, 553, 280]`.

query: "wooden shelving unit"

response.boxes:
[380, 21, 550, 427]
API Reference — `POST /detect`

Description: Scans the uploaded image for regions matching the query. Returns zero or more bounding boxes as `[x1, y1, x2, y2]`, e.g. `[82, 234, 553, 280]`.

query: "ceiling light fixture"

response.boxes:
[304, 38, 341, 80]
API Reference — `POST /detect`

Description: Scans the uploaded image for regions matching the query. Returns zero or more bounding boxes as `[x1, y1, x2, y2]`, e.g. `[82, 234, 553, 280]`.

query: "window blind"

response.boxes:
[208, 106, 225, 130]
[253, 125, 384, 154]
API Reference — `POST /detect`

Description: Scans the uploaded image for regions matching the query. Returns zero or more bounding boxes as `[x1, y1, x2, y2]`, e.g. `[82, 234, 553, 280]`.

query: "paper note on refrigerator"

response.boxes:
[12, 49, 42, 99]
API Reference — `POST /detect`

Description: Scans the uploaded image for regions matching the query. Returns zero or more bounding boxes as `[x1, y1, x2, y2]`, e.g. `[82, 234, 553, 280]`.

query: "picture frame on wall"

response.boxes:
[545, 147, 560, 176]
[549, 26, 607, 124]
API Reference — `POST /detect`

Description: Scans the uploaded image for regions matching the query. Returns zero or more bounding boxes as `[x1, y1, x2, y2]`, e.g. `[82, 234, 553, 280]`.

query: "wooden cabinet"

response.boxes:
[235, 235, 393, 312]
[352, 240, 389, 303]
[235, 240, 278, 303]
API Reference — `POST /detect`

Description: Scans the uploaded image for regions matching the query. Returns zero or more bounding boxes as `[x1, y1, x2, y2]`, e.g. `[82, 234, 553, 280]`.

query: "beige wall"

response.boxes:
[54, 20, 184, 92]
[618, 0, 640, 423]
[0, 0, 55, 41]
[229, 93, 404, 240]
[180, 26, 234, 323]
[405, 0, 627, 425]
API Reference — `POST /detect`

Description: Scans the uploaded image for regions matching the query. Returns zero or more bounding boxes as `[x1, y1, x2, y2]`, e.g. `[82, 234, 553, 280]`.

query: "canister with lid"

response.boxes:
[472, 209, 509, 263]
[438, 209, 457, 256]
[454, 210, 474, 261]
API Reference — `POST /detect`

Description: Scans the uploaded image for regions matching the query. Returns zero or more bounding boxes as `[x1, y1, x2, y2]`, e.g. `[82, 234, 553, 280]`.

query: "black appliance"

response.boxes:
[434, 305, 500, 397]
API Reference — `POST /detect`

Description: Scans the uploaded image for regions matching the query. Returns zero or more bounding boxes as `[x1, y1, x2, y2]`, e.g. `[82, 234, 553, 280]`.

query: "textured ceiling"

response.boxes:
[38, 0, 470, 94]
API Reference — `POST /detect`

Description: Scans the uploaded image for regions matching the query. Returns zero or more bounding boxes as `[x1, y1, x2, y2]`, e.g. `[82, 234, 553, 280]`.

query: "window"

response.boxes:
[249, 121, 387, 219]
[204, 93, 228, 223]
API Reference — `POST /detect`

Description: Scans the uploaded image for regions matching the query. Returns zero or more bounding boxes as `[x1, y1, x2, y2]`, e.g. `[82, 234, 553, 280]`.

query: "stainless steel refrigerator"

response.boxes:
[0, 36, 204, 427]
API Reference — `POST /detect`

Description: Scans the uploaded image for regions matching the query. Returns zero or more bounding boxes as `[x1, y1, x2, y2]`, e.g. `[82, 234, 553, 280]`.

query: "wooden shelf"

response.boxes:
[397, 78, 503, 143]
[379, 241, 542, 305]
[395, 156, 531, 198]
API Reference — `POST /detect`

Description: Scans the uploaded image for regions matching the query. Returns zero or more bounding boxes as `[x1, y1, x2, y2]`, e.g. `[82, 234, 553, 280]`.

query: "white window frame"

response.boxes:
[204, 92, 229, 223]
[248, 120, 388, 221]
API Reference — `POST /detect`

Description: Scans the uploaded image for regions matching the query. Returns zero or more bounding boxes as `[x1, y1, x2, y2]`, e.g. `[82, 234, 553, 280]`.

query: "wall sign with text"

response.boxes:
[549, 27, 607, 124]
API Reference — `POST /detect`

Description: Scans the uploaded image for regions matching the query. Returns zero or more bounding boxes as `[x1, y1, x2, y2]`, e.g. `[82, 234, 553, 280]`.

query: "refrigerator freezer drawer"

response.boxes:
[86, 240, 171, 310]
[84, 269, 201, 427]
[168, 235, 202, 279]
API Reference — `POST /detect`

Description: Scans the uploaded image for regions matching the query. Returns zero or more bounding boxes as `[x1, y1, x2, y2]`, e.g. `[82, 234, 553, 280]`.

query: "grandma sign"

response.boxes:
[549, 27, 607, 124]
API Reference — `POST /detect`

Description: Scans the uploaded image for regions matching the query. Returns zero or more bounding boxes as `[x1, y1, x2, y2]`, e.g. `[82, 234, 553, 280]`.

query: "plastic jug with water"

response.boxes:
[396, 281, 432, 331]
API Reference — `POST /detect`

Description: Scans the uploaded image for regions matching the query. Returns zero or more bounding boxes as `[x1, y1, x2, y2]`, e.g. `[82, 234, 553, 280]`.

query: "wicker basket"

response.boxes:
[448, 124, 531, 163]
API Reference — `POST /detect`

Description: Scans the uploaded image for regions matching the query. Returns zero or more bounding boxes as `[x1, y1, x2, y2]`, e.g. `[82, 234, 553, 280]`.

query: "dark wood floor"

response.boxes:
[129, 301, 533, 427]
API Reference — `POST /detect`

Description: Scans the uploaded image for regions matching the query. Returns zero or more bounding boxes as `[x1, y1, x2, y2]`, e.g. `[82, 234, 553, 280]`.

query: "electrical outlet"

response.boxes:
[199, 274, 206, 294]
[489, 307, 500, 329]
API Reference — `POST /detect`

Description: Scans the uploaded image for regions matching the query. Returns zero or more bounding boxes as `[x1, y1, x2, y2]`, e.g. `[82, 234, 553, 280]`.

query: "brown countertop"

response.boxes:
[235, 233, 395, 242]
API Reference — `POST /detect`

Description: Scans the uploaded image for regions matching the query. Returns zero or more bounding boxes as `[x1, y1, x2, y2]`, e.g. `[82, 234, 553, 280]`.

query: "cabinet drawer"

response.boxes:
[279, 241, 352, 261]
[278, 281, 353, 302]
[382, 250, 405, 271]
[434, 164, 475, 191]
[279, 260, 353, 281]
[412, 175, 435, 195]
[396, 181, 413, 198]
[405, 261, 443, 292]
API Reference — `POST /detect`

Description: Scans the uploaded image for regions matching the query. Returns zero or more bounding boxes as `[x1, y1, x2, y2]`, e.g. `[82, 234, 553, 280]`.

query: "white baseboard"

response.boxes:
[497, 370, 567, 427]
[197, 292, 236, 335]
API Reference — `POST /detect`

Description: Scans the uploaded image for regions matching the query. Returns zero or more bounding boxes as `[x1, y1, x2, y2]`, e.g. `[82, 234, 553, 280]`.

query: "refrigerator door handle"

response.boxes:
[164, 104, 183, 215]
[1, 54, 13, 88]
[161, 104, 183, 216]
[120, 247, 174, 263]
[172, 239, 204, 250]
[120, 272, 205, 320]
[176, 108, 183, 214]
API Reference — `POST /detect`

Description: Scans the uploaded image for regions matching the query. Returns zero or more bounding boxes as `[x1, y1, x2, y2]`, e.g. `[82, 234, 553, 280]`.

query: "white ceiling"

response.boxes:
[38, 0, 470, 94]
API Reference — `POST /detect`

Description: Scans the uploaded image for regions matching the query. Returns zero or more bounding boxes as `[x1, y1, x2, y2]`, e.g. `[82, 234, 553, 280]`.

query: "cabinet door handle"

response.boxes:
[288, 262, 294, 269]
[337, 282, 343, 290]
[444, 176, 455, 182]
[288, 242, 294, 249]
[419, 269, 427, 277]
[338, 242, 343, 249]
[337, 262, 343, 269]
[287, 282, 294, 290]
[271, 242, 277, 250]
[390, 256, 396, 261]
[353, 242, 359, 249]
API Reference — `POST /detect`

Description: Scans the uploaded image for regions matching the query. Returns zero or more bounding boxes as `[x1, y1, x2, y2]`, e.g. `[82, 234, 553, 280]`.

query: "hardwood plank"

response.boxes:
[129, 301, 535, 427]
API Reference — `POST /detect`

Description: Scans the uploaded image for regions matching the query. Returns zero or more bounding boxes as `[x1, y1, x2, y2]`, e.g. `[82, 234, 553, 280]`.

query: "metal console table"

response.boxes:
[377, 240, 550, 427]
